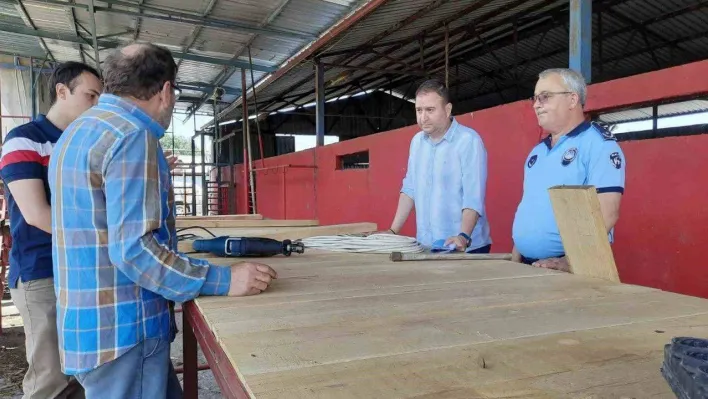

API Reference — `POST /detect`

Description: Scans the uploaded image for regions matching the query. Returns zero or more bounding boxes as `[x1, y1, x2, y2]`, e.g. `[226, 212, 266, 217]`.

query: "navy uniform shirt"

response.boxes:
[512, 120, 625, 260]
[0, 115, 62, 288]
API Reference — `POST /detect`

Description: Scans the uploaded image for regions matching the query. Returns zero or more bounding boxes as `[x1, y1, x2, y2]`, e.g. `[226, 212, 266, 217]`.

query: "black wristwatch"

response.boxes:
[458, 232, 471, 247]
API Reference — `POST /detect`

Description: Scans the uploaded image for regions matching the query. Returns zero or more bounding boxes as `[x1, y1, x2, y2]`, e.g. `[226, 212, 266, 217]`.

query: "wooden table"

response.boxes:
[181, 252, 708, 398]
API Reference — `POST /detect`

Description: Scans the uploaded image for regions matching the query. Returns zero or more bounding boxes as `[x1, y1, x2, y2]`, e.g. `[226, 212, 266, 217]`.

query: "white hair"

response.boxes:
[538, 68, 587, 106]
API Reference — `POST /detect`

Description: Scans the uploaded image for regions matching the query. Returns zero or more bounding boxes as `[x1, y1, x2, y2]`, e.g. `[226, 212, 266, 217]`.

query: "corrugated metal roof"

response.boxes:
[209, 0, 708, 126]
[0, 0, 365, 118]
[599, 99, 708, 124]
[3, 0, 708, 134]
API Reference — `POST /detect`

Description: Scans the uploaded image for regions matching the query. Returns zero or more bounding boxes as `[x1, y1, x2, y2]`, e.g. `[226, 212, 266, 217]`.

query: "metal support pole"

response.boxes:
[30, 58, 36, 120]
[228, 135, 235, 214]
[241, 69, 250, 214]
[315, 60, 325, 147]
[190, 136, 196, 216]
[247, 47, 265, 166]
[569, 0, 592, 83]
[200, 132, 206, 216]
[213, 100, 221, 215]
[88, 0, 102, 74]
[652, 104, 658, 134]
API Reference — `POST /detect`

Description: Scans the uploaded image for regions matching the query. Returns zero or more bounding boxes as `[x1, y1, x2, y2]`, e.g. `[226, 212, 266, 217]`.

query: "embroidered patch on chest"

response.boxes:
[527, 155, 537, 168]
[561, 148, 578, 166]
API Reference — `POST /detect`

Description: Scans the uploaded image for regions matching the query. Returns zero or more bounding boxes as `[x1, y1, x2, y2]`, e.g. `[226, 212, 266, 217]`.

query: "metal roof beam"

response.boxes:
[179, 82, 241, 96]
[335, 0, 452, 67]
[99, 0, 314, 41]
[25, 0, 315, 40]
[0, 23, 278, 72]
[455, 27, 708, 104]
[65, 0, 85, 64]
[603, 7, 693, 61]
[176, 0, 219, 70]
[88, 0, 101, 74]
[261, 0, 539, 114]
[454, 30, 708, 106]
[14, 0, 55, 61]
[438, 0, 706, 84]
[132, 0, 144, 41]
[182, 0, 295, 123]
[206, 0, 389, 127]
[356, 0, 627, 94]
[268, 0, 525, 113]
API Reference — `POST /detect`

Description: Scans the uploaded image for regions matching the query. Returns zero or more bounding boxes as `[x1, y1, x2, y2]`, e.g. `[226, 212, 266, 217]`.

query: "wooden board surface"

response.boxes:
[176, 219, 319, 229]
[194, 252, 708, 398]
[549, 185, 620, 282]
[178, 223, 377, 253]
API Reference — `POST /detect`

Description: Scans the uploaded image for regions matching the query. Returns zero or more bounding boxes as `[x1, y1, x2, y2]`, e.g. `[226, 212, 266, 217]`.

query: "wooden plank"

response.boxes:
[177, 214, 263, 220]
[548, 185, 620, 282]
[192, 253, 708, 398]
[176, 219, 319, 229]
[214, 288, 706, 374]
[242, 314, 708, 398]
[178, 223, 378, 253]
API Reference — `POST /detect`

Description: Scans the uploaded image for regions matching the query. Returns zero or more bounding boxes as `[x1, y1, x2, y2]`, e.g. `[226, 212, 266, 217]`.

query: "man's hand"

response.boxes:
[164, 150, 180, 171]
[532, 257, 570, 272]
[444, 235, 468, 251]
[228, 262, 278, 296]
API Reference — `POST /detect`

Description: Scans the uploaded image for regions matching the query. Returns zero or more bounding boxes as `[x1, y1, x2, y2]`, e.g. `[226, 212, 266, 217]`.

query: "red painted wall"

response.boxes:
[228, 60, 708, 298]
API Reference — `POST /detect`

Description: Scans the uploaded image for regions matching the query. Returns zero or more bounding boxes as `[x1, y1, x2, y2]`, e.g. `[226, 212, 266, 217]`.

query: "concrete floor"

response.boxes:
[0, 298, 224, 399]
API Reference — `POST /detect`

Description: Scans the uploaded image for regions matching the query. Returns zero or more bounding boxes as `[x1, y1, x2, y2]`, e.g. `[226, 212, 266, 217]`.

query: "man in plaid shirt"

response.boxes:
[48, 43, 277, 398]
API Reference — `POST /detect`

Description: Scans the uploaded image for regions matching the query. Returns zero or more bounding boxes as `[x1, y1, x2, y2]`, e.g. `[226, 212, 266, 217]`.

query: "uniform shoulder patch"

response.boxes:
[610, 152, 622, 169]
[591, 121, 617, 141]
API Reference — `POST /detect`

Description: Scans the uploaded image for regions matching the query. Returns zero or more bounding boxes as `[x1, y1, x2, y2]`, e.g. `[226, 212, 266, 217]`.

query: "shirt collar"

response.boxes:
[34, 114, 62, 141]
[424, 117, 459, 143]
[541, 120, 591, 149]
[98, 94, 166, 139]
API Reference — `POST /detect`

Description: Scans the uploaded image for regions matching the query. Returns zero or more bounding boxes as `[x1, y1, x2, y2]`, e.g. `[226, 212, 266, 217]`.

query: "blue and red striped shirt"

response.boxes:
[0, 114, 62, 288]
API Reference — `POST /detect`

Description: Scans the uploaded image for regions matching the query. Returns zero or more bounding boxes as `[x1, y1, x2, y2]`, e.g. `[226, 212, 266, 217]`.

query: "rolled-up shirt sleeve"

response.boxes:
[460, 136, 487, 217]
[587, 140, 626, 194]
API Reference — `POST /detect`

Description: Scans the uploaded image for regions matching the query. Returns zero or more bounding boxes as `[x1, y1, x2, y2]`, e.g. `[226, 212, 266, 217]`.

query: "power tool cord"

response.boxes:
[176, 226, 216, 241]
[299, 233, 424, 254]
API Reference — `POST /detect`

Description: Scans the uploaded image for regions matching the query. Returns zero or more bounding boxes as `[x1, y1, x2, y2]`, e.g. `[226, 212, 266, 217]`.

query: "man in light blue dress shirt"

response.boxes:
[384, 79, 492, 252]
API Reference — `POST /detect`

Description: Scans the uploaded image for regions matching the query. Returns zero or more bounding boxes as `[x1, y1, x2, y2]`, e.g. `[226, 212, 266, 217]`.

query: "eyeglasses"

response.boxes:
[530, 91, 572, 104]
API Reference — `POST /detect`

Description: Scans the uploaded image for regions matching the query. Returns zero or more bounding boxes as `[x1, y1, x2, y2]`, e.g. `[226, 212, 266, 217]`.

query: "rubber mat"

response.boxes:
[661, 337, 708, 399]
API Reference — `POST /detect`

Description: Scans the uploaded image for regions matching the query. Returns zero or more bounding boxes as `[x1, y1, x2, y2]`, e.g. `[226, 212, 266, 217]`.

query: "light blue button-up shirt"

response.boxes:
[512, 120, 626, 260]
[401, 118, 492, 250]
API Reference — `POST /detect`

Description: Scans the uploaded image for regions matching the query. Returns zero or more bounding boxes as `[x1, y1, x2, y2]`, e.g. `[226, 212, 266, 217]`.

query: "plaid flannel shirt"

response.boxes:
[48, 94, 231, 375]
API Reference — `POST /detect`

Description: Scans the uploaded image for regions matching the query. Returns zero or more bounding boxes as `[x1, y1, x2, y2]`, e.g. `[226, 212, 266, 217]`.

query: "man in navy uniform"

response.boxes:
[511, 68, 625, 271]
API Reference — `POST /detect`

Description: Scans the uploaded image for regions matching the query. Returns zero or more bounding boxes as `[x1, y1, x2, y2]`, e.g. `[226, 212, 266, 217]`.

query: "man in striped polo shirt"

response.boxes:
[0, 62, 102, 399]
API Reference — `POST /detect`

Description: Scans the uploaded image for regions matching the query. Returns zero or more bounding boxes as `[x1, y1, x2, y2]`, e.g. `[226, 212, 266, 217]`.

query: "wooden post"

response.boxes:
[548, 185, 620, 282]
[182, 303, 198, 398]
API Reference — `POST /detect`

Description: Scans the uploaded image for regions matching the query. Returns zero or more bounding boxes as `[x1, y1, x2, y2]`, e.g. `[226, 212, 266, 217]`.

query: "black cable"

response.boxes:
[175, 226, 216, 237]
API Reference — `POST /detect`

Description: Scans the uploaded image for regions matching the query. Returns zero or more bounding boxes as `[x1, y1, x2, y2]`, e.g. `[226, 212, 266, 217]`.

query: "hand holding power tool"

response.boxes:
[192, 236, 304, 257]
